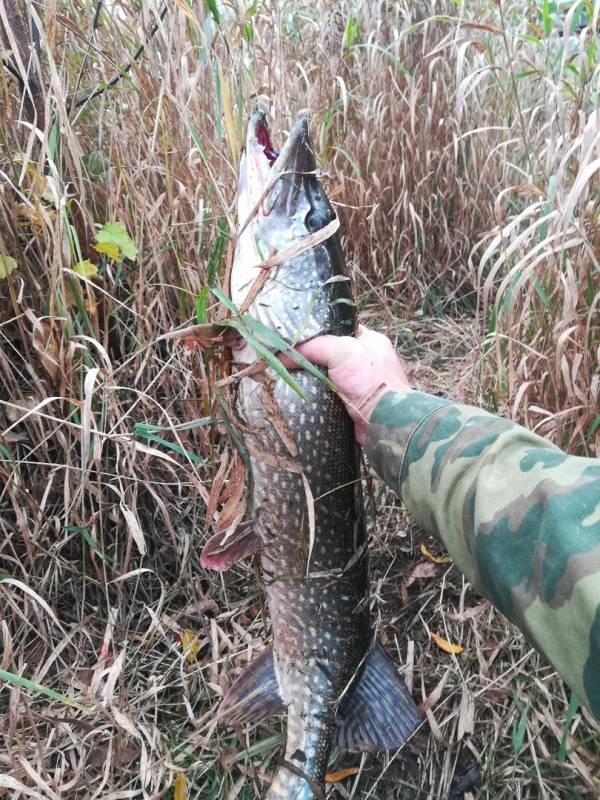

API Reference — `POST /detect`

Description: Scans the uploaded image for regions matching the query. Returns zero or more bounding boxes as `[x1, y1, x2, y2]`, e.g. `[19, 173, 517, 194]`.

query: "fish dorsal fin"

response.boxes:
[200, 521, 263, 572]
[219, 646, 284, 724]
[334, 642, 421, 752]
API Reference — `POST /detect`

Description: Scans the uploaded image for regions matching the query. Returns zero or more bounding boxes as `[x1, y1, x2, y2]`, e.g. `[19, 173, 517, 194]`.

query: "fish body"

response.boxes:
[202, 114, 419, 799]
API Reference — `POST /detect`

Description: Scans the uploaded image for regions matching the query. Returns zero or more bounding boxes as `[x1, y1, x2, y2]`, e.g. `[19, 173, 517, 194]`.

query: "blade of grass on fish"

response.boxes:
[219, 317, 309, 403]
[0, 668, 89, 712]
[210, 287, 310, 400]
[210, 286, 335, 396]
[239, 316, 337, 392]
[210, 285, 237, 314]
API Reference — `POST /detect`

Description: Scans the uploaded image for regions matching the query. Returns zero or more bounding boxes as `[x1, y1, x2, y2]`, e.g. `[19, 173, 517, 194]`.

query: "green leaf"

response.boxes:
[534, 280, 551, 308]
[542, 0, 552, 37]
[210, 284, 237, 314]
[195, 287, 210, 323]
[0, 668, 89, 712]
[344, 16, 361, 49]
[95, 222, 138, 261]
[205, 0, 221, 25]
[230, 732, 285, 763]
[66, 525, 117, 564]
[512, 695, 531, 754]
[219, 316, 310, 402]
[558, 693, 580, 762]
[217, 390, 254, 502]
[239, 316, 336, 390]
[208, 218, 228, 286]
[589, 415, 600, 439]
[0, 255, 17, 279]
[134, 427, 205, 464]
[134, 417, 216, 433]
[73, 259, 98, 278]
[48, 121, 59, 160]
[188, 123, 208, 159]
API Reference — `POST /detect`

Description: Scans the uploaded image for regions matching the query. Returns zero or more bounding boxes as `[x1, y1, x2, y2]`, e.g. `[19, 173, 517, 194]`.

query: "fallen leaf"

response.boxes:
[405, 560, 438, 587]
[73, 259, 98, 278]
[431, 633, 464, 655]
[204, 450, 230, 532]
[325, 767, 359, 783]
[181, 630, 200, 663]
[174, 773, 188, 800]
[420, 544, 452, 564]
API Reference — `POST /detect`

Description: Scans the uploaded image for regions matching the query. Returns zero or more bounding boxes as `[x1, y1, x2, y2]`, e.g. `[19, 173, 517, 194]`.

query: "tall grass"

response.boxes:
[0, 1, 599, 797]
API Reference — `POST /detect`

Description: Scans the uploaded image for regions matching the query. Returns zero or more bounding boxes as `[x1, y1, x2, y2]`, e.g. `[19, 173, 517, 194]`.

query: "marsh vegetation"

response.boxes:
[0, 1, 599, 797]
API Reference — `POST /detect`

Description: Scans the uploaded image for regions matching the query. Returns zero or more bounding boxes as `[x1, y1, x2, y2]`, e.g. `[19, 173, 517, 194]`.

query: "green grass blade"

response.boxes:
[0, 668, 89, 712]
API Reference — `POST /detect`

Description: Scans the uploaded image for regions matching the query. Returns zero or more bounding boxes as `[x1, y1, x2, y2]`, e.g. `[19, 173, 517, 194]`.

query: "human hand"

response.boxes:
[296, 325, 411, 445]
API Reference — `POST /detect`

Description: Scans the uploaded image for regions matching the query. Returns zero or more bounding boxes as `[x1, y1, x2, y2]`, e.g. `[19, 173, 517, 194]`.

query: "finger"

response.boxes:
[295, 334, 353, 368]
[278, 353, 299, 370]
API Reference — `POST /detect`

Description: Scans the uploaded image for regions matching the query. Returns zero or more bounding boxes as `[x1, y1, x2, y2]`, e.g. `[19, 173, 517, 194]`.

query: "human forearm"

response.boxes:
[366, 389, 600, 720]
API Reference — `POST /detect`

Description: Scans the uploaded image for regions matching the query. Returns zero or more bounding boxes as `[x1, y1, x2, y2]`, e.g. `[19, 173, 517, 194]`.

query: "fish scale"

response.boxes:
[202, 113, 420, 799]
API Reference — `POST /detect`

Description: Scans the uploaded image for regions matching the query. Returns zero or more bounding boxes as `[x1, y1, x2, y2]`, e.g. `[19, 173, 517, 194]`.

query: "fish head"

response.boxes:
[231, 112, 354, 351]
[237, 112, 336, 254]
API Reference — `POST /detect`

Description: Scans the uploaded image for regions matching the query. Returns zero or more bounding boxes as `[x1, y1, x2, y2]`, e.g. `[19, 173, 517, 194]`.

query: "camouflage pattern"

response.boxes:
[366, 389, 600, 719]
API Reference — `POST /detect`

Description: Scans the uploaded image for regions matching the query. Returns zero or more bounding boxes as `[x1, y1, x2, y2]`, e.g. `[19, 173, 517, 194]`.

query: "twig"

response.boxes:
[70, 3, 169, 112]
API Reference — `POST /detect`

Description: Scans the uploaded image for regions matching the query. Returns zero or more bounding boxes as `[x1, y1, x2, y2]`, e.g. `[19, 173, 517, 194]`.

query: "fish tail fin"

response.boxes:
[335, 641, 421, 751]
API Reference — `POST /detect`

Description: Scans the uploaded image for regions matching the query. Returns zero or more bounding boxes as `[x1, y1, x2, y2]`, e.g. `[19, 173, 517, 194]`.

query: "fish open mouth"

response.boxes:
[245, 112, 324, 223]
[254, 114, 279, 166]
[251, 113, 317, 176]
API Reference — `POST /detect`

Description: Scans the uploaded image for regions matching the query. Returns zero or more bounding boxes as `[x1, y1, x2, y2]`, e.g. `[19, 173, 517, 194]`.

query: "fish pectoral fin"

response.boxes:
[200, 520, 264, 572]
[219, 646, 285, 724]
[335, 642, 421, 752]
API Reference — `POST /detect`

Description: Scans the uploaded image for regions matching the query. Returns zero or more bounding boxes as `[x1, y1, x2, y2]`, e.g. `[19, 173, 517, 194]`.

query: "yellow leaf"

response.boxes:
[73, 259, 98, 278]
[94, 241, 121, 259]
[218, 64, 240, 168]
[174, 773, 188, 800]
[181, 629, 200, 663]
[431, 633, 464, 655]
[325, 767, 359, 783]
[173, 0, 196, 24]
[0, 255, 17, 280]
[420, 544, 452, 564]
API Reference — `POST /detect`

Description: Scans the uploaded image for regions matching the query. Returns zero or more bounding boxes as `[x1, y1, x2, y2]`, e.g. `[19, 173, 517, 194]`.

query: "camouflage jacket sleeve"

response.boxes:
[366, 389, 600, 720]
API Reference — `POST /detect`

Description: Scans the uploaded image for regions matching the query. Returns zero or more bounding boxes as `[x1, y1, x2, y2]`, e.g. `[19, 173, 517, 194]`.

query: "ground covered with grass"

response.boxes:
[1, 1, 599, 798]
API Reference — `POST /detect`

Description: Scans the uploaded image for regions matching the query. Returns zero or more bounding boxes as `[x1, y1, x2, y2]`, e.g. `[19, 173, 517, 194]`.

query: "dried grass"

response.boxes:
[0, 1, 599, 798]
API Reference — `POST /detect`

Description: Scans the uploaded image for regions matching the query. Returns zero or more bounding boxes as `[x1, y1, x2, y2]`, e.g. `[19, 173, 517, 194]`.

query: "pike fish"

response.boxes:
[201, 113, 419, 799]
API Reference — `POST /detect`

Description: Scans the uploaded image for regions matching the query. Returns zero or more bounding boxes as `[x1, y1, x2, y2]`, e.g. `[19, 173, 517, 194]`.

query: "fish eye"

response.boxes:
[305, 206, 334, 233]
[305, 212, 322, 232]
